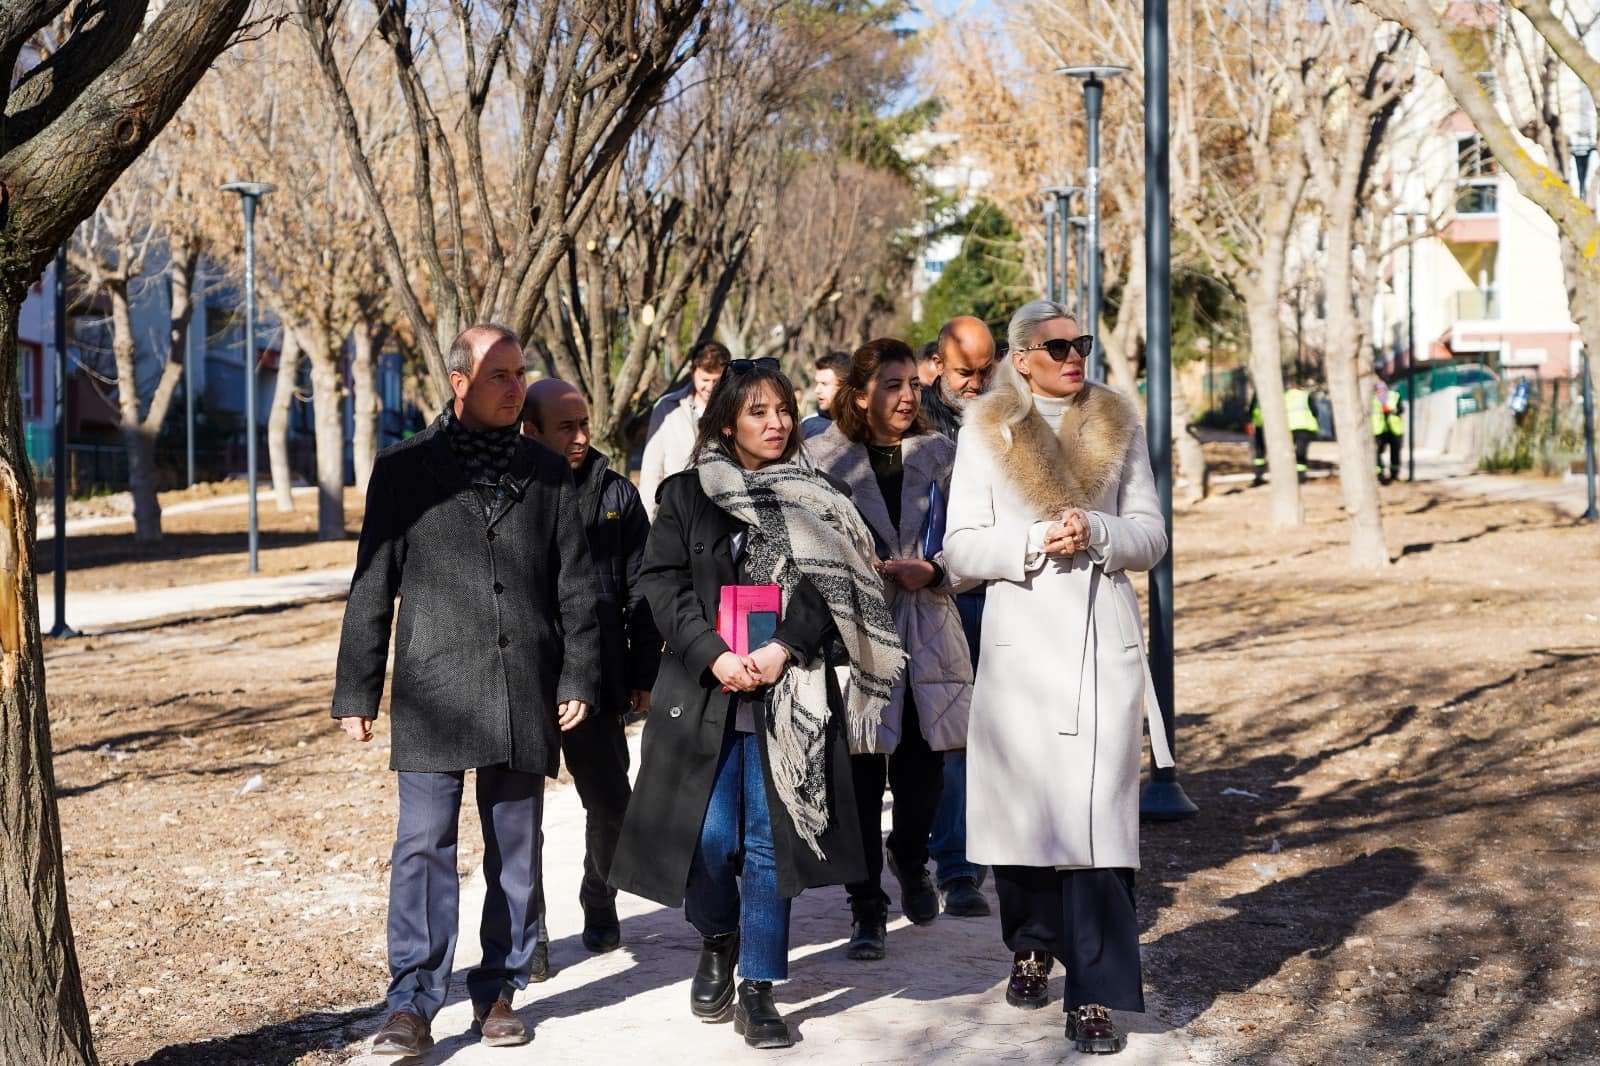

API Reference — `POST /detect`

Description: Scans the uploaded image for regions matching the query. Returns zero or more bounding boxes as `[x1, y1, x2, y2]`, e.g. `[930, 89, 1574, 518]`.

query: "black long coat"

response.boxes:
[571, 446, 659, 716]
[332, 418, 600, 776]
[608, 470, 867, 907]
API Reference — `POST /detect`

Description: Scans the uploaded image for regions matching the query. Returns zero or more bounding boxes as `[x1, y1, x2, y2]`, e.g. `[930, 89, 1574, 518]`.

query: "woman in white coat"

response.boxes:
[805, 338, 976, 961]
[943, 300, 1173, 1056]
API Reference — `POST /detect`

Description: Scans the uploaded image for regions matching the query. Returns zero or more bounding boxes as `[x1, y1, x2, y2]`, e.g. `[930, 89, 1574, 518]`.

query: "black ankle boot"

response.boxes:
[846, 899, 887, 960]
[733, 979, 793, 1049]
[689, 931, 739, 1020]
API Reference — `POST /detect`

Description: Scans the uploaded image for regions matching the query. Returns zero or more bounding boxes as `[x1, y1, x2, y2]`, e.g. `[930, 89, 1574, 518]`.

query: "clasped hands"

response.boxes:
[712, 644, 791, 693]
[875, 557, 937, 592]
[1041, 508, 1092, 557]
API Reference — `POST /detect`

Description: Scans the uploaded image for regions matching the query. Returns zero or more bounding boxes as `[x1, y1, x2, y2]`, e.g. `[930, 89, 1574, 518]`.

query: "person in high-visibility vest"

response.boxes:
[1285, 386, 1319, 482]
[1372, 379, 1405, 483]
[1248, 387, 1320, 483]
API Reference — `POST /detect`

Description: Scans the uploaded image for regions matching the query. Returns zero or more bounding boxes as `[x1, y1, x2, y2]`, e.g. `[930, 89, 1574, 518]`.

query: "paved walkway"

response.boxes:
[342, 735, 1198, 1066]
[37, 565, 352, 635]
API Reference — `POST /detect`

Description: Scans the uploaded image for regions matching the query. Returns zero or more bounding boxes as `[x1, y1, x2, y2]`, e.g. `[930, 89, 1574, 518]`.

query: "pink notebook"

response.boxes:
[717, 584, 782, 655]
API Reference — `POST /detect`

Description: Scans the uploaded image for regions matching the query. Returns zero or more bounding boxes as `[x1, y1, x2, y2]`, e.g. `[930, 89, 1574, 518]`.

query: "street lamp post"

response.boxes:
[1045, 199, 1059, 304]
[1044, 185, 1081, 308]
[220, 181, 275, 572]
[1137, 0, 1196, 820]
[1405, 213, 1418, 483]
[1070, 215, 1089, 319]
[1573, 135, 1598, 521]
[1060, 64, 1130, 383]
[50, 244, 75, 638]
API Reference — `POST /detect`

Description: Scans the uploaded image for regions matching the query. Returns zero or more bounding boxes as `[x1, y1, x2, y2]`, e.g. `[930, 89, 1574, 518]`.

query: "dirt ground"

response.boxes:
[41, 461, 1600, 1065]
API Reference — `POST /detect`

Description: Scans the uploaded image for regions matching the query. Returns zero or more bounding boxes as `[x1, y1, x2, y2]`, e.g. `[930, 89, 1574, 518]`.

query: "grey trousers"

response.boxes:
[386, 765, 544, 1019]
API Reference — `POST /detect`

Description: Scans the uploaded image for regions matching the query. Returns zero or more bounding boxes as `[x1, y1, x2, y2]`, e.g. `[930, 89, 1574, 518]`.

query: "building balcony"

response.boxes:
[1443, 179, 1500, 243]
[1446, 287, 1501, 354]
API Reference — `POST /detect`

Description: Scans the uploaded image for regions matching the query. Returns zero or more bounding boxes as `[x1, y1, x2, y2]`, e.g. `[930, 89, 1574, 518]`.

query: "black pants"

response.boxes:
[847, 694, 943, 909]
[1293, 429, 1314, 470]
[1375, 430, 1402, 479]
[994, 865, 1144, 1013]
[536, 709, 632, 941]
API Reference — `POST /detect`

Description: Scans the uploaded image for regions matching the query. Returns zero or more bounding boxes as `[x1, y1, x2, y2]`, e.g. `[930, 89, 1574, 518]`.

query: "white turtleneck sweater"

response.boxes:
[1024, 390, 1111, 567]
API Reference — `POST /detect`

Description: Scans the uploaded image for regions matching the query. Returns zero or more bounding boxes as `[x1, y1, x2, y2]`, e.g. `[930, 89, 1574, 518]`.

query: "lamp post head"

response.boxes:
[219, 181, 276, 200]
[1571, 131, 1596, 200]
[1057, 64, 1132, 87]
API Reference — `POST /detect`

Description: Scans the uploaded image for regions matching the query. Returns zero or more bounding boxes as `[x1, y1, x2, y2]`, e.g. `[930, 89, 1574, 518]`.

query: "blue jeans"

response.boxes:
[684, 726, 790, 982]
[931, 589, 985, 887]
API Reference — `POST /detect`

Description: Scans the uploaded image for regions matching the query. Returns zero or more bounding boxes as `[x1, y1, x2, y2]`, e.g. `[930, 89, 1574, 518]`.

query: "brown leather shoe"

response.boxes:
[1006, 950, 1052, 1009]
[1066, 1004, 1127, 1055]
[472, 998, 529, 1047]
[371, 1009, 433, 1057]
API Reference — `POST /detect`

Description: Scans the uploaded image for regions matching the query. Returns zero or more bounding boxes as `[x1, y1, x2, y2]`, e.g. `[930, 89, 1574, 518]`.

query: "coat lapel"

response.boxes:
[807, 429, 896, 558]
[965, 382, 1140, 520]
[897, 433, 953, 559]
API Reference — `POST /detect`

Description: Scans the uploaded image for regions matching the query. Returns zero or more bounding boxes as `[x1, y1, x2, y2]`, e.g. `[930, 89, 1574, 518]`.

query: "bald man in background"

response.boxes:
[522, 379, 658, 960]
[920, 315, 997, 920]
[921, 315, 997, 440]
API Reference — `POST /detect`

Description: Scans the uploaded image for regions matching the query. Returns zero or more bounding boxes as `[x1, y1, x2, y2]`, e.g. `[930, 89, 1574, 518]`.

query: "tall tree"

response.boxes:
[297, 0, 709, 405]
[1293, 3, 1415, 568]
[0, 9, 254, 1065]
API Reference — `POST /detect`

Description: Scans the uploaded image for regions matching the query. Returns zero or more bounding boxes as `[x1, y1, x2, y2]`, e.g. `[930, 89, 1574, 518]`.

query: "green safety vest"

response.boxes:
[1284, 389, 1319, 434]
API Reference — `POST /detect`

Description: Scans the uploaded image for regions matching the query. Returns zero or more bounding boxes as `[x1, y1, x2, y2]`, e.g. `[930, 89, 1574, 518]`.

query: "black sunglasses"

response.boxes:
[1018, 336, 1095, 362]
[727, 357, 781, 375]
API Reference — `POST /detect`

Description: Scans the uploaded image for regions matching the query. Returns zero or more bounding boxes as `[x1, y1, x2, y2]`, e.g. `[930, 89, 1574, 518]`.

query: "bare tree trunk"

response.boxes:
[351, 318, 383, 494]
[303, 323, 346, 540]
[1321, 223, 1389, 567]
[0, 291, 98, 1066]
[267, 325, 302, 513]
[107, 282, 164, 543]
[1172, 383, 1208, 504]
[1244, 280, 1303, 527]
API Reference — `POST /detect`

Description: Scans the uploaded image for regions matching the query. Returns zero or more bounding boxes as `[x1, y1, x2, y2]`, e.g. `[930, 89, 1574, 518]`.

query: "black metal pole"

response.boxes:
[1584, 352, 1598, 521]
[1085, 76, 1105, 382]
[1056, 190, 1074, 309]
[1139, 0, 1196, 820]
[50, 245, 75, 638]
[184, 272, 195, 487]
[1045, 201, 1058, 304]
[1577, 150, 1598, 521]
[1406, 216, 1417, 483]
[242, 193, 260, 572]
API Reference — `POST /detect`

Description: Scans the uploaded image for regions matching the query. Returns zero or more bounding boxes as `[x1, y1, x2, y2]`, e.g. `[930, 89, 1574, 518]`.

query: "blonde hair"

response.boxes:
[992, 301, 1078, 443]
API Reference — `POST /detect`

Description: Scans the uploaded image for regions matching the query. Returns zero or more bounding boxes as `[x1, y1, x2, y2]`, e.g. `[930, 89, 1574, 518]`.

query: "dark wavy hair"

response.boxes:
[830, 337, 928, 444]
[691, 362, 803, 465]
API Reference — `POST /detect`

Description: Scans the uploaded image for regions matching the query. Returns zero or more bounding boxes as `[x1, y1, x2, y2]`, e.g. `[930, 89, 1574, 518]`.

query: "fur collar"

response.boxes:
[964, 382, 1141, 519]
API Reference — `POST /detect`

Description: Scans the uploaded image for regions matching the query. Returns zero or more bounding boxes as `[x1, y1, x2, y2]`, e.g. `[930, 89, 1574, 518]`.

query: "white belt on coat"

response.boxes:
[1074, 564, 1175, 769]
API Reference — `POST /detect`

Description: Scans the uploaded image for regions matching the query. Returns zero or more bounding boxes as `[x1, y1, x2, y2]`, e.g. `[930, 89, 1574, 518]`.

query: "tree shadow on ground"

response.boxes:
[39, 529, 341, 575]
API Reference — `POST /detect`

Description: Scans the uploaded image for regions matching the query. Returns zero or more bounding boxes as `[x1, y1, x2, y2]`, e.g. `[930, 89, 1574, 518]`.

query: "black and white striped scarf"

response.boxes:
[697, 448, 904, 858]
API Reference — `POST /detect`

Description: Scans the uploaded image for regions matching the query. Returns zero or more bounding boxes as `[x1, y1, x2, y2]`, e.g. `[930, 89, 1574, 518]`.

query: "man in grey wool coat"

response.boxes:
[332, 324, 601, 1057]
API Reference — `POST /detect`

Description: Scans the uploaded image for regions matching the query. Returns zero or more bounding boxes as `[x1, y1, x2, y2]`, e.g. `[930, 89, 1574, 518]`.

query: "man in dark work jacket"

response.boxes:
[522, 378, 659, 959]
[333, 324, 600, 1057]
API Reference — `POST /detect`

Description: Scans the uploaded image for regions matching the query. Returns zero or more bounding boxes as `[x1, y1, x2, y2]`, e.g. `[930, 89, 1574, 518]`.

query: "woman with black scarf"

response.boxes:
[609, 360, 903, 1050]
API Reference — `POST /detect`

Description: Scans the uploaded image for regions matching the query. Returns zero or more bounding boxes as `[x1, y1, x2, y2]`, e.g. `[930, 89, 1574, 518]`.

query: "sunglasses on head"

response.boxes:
[727, 357, 781, 375]
[1018, 336, 1095, 362]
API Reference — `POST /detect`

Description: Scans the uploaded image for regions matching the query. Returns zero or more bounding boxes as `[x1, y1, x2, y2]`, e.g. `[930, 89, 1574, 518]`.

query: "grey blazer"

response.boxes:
[332, 418, 601, 776]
